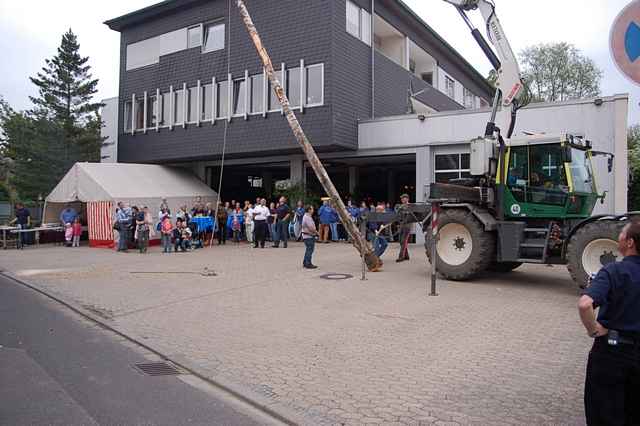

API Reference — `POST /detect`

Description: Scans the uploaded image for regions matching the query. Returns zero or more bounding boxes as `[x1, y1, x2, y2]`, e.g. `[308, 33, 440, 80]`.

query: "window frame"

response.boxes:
[201, 82, 214, 123]
[187, 84, 200, 124]
[232, 77, 247, 118]
[445, 76, 455, 100]
[216, 79, 229, 120]
[305, 63, 324, 107]
[463, 87, 475, 109]
[346, 0, 360, 39]
[286, 66, 302, 110]
[124, 99, 133, 133]
[202, 21, 225, 53]
[187, 24, 203, 49]
[433, 152, 471, 183]
[249, 73, 265, 116]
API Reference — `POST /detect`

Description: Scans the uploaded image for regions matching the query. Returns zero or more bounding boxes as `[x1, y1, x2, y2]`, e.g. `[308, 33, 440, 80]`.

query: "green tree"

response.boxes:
[1, 107, 65, 201]
[29, 28, 103, 165]
[519, 42, 602, 102]
[0, 30, 104, 201]
[629, 125, 640, 211]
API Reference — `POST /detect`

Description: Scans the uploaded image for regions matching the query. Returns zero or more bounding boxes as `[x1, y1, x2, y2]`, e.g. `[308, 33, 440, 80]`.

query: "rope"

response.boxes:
[210, 0, 232, 247]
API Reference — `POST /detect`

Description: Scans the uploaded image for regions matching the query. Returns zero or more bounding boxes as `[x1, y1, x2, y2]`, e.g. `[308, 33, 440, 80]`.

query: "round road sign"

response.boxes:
[610, 0, 640, 85]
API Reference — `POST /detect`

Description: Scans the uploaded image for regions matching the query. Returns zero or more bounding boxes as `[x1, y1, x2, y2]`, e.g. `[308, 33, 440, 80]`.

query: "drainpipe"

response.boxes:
[371, 0, 375, 119]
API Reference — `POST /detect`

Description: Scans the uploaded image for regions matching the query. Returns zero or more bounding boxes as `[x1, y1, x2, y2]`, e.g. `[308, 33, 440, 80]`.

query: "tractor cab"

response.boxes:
[501, 134, 603, 220]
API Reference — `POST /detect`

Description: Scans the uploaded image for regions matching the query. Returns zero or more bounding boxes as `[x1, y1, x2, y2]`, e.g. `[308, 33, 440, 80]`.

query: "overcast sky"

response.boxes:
[0, 0, 638, 125]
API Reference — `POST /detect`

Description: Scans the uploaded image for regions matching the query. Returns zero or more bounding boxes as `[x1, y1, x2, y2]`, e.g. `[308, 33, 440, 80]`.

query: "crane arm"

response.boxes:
[444, 0, 525, 107]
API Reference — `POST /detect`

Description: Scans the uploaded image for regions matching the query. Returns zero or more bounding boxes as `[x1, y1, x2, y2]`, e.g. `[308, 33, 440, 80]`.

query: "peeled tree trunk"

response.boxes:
[236, 0, 381, 271]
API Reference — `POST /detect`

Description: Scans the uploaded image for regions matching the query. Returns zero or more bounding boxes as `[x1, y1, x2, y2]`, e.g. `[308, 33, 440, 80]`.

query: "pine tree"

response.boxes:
[29, 29, 103, 166]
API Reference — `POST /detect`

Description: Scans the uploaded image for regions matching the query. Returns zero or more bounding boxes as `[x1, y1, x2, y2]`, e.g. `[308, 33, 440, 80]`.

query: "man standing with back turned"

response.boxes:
[578, 221, 640, 425]
[396, 194, 411, 262]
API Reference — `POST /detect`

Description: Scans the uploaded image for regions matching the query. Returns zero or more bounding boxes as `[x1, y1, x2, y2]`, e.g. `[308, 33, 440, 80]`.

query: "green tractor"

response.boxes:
[425, 133, 637, 288]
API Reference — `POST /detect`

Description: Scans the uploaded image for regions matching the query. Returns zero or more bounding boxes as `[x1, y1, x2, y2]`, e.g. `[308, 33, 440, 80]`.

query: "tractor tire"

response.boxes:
[567, 221, 623, 289]
[489, 261, 523, 273]
[425, 209, 496, 281]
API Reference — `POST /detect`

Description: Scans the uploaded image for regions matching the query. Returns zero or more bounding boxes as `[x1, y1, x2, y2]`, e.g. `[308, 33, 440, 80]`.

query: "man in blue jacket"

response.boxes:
[318, 200, 332, 243]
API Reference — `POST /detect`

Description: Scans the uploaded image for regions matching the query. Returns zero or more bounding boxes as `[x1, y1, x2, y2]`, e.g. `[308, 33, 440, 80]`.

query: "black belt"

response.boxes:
[602, 330, 640, 346]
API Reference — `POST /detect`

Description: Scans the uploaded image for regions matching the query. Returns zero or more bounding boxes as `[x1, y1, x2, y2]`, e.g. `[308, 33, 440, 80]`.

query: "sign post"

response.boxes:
[429, 201, 440, 297]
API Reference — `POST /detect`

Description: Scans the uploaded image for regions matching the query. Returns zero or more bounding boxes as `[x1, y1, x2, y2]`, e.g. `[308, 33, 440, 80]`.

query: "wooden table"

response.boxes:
[0, 226, 19, 249]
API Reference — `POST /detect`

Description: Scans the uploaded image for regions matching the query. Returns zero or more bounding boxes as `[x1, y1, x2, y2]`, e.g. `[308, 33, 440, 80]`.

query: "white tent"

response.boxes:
[44, 162, 217, 247]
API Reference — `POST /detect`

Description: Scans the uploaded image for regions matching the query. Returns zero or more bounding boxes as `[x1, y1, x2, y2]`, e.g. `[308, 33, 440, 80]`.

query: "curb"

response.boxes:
[1, 272, 303, 426]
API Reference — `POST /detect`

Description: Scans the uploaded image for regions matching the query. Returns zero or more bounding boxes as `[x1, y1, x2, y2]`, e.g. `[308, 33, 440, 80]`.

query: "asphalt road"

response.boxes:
[0, 274, 275, 426]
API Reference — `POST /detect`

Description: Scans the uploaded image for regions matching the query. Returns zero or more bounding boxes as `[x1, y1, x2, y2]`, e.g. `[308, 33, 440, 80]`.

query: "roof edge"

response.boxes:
[392, 0, 494, 97]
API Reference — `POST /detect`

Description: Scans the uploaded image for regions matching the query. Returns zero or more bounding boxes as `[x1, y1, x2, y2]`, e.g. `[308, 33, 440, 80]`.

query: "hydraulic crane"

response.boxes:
[412, 0, 636, 288]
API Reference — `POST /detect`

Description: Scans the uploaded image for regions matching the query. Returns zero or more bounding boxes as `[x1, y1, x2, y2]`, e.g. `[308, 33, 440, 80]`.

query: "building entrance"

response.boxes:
[206, 163, 290, 204]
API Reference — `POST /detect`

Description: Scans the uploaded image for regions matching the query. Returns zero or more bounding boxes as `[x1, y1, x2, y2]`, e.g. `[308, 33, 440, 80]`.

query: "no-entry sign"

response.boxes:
[611, 0, 640, 85]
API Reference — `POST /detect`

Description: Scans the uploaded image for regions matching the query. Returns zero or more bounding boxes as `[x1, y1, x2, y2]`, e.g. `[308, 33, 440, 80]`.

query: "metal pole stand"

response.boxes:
[429, 201, 440, 296]
[361, 249, 367, 281]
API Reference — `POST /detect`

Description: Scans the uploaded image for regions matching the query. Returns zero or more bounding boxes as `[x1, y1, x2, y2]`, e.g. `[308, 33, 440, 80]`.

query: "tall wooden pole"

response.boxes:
[236, 0, 381, 271]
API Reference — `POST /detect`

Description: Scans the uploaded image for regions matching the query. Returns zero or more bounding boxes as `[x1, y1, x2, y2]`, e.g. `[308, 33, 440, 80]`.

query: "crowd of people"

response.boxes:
[111, 194, 414, 268]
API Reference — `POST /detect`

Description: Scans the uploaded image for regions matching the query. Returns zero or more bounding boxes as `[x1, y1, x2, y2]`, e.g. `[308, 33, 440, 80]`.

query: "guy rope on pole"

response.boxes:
[236, 0, 382, 271]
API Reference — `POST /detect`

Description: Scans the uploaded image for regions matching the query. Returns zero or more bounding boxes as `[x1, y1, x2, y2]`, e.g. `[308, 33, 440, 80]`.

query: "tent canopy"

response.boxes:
[46, 162, 217, 203]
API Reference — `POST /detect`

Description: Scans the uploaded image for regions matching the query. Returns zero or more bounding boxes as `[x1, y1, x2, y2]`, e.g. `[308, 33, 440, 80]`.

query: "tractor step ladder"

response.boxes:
[517, 225, 552, 264]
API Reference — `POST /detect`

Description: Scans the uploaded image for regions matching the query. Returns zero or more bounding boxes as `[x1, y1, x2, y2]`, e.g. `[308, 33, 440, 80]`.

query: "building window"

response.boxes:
[434, 153, 470, 183]
[187, 86, 199, 123]
[421, 72, 433, 86]
[187, 25, 202, 49]
[232, 79, 247, 116]
[480, 98, 490, 108]
[346, 1, 371, 45]
[174, 89, 185, 125]
[360, 9, 371, 46]
[160, 91, 170, 126]
[305, 64, 323, 106]
[135, 98, 145, 130]
[146, 95, 158, 128]
[445, 76, 455, 100]
[268, 78, 279, 112]
[217, 81, 228, 118]
[346, 0, 360, 38]
[124, 101, 132, 131]
[464, 88, 475, 109]
[203, 22, 225, 53]
[286, 67, 301, 108]
[201, 84, 213, 121]
[250, 74, 264, 114]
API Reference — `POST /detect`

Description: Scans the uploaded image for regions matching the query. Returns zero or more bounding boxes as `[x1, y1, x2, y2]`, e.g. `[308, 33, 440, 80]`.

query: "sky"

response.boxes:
[0, 0, 638, 125]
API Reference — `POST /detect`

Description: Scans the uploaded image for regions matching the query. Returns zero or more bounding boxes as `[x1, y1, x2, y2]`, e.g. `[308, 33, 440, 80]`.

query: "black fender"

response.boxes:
[562, 211, 640, 256]
[422, 203, 497, 232]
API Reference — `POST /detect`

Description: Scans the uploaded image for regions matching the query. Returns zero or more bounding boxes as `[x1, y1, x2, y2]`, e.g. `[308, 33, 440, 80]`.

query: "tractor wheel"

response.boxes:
[425, 209, 496, 281]
[567, 221, 622, 289]
[488, 262, 523, 273]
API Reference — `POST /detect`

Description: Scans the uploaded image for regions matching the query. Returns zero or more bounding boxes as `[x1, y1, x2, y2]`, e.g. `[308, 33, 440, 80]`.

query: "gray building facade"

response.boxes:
[105, 0, 494, 200]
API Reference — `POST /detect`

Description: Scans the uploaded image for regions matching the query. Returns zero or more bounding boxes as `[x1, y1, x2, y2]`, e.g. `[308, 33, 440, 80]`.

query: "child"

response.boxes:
[180, 222, 193, 251]
[72, 218, 82, 247]
[64, 223, 73, 247]
[227, 204, 244, 244]
[160, 215, 173, 253]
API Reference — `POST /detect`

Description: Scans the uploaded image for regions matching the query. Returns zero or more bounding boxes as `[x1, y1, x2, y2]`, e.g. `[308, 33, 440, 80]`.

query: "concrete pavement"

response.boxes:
[0, 242, 591, 425]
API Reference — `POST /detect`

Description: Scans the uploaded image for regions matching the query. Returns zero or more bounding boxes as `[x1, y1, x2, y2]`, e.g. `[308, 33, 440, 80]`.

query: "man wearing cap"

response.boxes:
[395, 194, 412, 262]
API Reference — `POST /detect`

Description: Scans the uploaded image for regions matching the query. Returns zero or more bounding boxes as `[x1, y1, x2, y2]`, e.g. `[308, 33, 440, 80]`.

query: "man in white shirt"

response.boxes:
[252, 198, 270, 248]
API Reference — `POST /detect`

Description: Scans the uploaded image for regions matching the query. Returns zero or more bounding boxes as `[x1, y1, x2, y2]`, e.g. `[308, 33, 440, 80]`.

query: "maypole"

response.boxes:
[235, 0, 381, 271]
